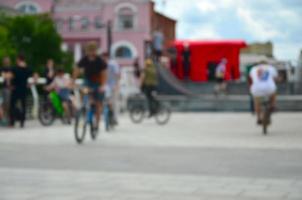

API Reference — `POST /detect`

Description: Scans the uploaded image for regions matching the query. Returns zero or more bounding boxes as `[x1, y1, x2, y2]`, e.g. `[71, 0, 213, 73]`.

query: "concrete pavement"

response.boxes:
[0, 113, 302, 200]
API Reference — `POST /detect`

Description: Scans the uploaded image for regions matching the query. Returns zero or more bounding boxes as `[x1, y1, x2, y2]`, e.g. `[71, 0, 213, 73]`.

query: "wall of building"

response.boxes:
[241, 42, 273, 57]
[0, 0, 176, 67]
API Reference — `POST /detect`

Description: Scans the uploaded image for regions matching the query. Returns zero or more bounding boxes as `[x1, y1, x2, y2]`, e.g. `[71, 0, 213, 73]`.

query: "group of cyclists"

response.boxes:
[0, 40, 279, 133]
[0, 42, 121, 129]
[0, 41, 162, 131]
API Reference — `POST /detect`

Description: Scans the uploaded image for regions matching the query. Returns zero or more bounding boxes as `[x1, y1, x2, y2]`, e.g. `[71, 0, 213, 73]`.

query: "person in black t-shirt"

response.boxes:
[9, 55, 36, 128]
[44, 59, 56, 85]
[72, 42, 107, 130]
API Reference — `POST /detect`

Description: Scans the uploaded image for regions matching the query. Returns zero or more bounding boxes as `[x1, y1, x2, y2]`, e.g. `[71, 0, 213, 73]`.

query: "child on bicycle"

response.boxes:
[46, 68, 73, 121]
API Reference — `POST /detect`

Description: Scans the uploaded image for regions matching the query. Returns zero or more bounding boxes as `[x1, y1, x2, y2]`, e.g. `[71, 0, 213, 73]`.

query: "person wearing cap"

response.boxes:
[72, 42, 107, 131]
[249, 60, 278, 125]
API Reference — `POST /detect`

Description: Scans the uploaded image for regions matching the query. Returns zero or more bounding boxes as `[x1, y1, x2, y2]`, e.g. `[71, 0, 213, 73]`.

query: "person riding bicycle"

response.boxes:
[72, 42, 107, 131]
[46, 68, 73, 121]
[249, 60, 278, 125]
[102, 52, 120, 125]
[141, 58, 158, 117]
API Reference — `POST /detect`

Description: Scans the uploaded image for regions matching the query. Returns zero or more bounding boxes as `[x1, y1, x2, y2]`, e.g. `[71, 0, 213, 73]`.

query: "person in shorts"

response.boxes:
[214, 58, 228, 95]
[250, 60, 278, 125]
[72, 42, 107, 130]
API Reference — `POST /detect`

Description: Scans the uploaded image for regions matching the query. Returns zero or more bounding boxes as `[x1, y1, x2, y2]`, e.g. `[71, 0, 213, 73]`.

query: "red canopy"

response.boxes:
[172, 40, 247, 82]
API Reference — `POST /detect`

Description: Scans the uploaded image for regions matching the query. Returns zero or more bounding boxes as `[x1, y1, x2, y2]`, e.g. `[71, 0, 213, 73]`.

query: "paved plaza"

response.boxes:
[0, 113, 302, 200]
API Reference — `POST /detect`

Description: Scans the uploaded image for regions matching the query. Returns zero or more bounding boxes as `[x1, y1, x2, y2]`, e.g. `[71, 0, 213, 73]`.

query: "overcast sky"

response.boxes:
[154, 0, 302, 62]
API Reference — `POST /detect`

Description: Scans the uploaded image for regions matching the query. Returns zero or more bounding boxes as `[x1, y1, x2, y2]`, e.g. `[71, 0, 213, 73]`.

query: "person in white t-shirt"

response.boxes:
[249, 60, 278, 124]
[47, 68, 73, 120]
[102, 53, 121, 124]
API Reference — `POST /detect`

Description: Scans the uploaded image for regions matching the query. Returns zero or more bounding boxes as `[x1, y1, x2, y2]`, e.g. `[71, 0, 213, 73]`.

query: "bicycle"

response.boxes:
[38, 91, 72, 126]
[74, 88, 99, 144]
[260, 96, 272, 135]
[103, 100, 116, 132]
[129, 94, 171, 125]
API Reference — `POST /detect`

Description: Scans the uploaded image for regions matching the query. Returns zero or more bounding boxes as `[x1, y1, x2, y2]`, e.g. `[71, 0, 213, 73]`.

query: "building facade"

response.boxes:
[0, 0, 176, 66]
[241, 42, 273, 58]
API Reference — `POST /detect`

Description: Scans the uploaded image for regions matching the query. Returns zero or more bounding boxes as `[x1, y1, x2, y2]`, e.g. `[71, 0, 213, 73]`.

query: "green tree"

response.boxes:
[0, 14, 16, 60]
[0, 14, 72, 73]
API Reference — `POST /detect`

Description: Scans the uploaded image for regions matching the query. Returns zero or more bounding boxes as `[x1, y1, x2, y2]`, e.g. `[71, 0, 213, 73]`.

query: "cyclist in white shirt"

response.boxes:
[249, 60, 278, 124]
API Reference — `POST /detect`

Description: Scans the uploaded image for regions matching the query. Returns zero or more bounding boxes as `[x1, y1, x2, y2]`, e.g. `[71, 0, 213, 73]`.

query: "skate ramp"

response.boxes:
[156, 63, 196, 96]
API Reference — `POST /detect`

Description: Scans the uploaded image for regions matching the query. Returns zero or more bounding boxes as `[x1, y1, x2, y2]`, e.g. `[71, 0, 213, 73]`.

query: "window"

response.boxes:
[118, 8, 134, 30]
[95, 16, 103, 29]
[81, 17, 90, 30]
[115, 46, 132, 58]
[68, 17, 75, 31]
[16, 2, 40, 14]
[55, 18, 64, 30]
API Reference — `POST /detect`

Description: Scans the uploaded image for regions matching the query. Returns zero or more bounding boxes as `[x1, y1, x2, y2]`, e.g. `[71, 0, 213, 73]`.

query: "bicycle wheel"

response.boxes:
[129, 104, 145, 124]
[90, 111, 99, 141]
[74, 108, 88, 144]
[103, 106, 110, 132]
[155, 104, 171, 125]
[38, 101, 56, 126]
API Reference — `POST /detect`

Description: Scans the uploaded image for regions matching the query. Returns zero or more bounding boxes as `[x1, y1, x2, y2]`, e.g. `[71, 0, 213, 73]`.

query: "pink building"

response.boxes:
[0, 0, 176, 66]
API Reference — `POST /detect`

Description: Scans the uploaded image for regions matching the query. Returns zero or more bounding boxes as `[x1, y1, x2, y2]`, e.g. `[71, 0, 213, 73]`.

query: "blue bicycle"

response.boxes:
[74, 88, 99, 144]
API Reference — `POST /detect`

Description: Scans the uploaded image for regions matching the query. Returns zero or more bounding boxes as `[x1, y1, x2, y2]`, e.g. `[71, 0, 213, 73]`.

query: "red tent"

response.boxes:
[172, 40, 247, 82]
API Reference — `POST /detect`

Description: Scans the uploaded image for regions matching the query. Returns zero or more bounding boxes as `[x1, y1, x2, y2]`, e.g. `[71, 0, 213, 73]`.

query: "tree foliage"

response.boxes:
[0, 13, 73, 73]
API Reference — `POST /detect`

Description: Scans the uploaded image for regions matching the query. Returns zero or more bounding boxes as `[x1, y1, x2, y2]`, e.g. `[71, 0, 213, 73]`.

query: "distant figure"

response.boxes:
[214, 58, 228, 96]
[167, 47, 177, 73]
[43, 59, 56, 100]
[152, 29, 164, 61]
[141, 58, 158, 117]
[44, 59, 56, 86]
[182, 43, 191, 80]
[133, 58, 142, 89]
[1, 56, 13, 125]
[102, 52, 121, 123]
[10, 54, 37, 128]
[250, 60, 278, 125]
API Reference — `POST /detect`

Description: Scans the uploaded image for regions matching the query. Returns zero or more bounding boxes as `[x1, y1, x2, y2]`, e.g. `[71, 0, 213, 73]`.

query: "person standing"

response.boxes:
[44, 59, 56, 86]
[182, 43, 191, 80]
[152, 29, 164, 61]
[1, 56, 13, 125]
[10, 55, 36, 128]
[141, 58, 158, 117]
[133, 58, 142, 90]
[102, 52, 121, 124]
[214, 58, 228, 95]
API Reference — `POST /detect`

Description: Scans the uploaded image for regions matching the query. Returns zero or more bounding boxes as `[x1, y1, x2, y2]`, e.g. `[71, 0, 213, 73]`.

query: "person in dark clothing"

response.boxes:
[133, 58, 141, 80]
[182, 43, 191, 80]
[43, 59, 56, 100]
[9, 55, 35, 128]
[73, 42, 108, 130]
[44, 59, 56, 85]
